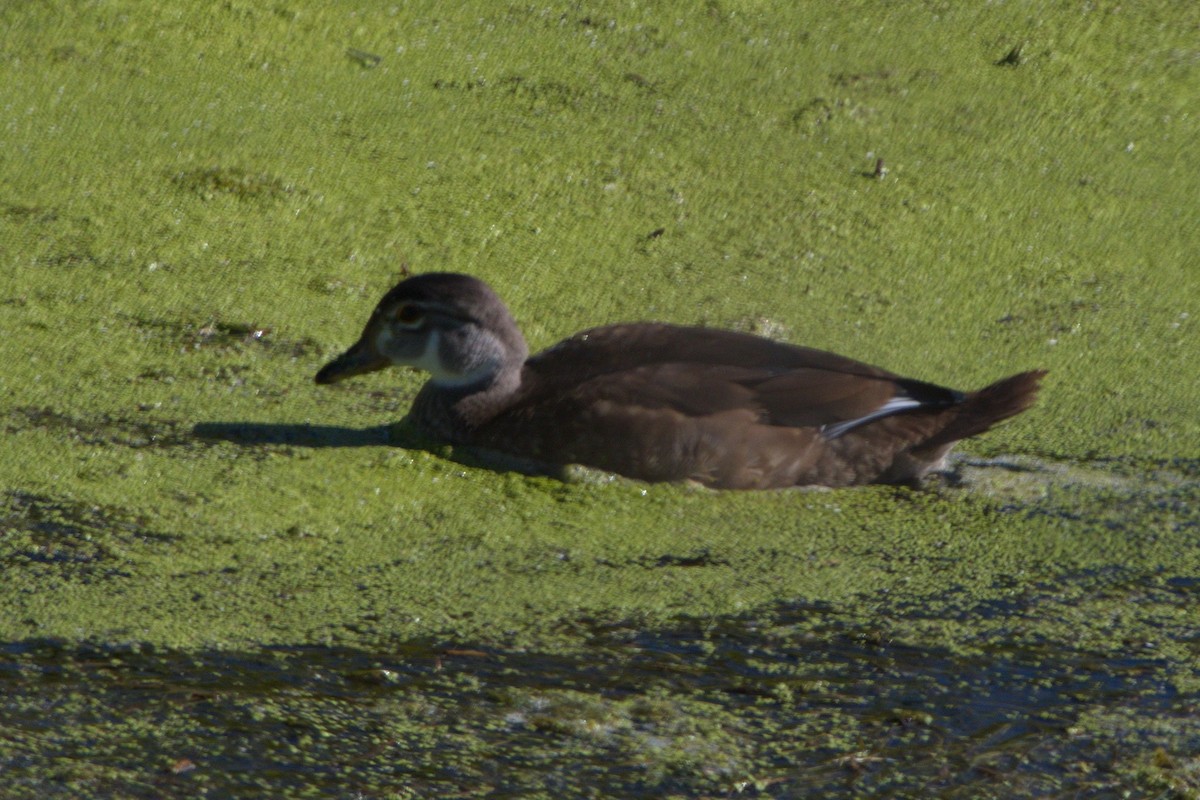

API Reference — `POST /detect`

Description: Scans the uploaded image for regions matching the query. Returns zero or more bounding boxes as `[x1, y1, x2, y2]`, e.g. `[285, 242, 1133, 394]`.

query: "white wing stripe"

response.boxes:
[820, 396, 924, 439]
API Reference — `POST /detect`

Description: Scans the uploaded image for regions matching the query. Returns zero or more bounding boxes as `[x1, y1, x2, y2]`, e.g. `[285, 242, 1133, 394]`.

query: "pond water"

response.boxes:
[3, 592, 1195, 799]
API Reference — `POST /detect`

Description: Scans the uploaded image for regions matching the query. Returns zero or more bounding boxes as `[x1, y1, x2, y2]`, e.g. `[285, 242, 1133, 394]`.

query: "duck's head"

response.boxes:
[315, 273, 529, 389]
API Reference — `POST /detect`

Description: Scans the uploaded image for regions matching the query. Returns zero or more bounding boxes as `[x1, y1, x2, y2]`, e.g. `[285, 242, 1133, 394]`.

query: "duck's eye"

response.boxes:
[393, 304, 425, 327]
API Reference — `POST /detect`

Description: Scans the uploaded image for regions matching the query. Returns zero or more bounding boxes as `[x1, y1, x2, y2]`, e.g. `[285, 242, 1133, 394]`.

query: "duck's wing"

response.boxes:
[482, 359, 953, 488]
[527, 322, 898, 380]
[471, 323, 1039, 488]
[521, 323, 961, 433]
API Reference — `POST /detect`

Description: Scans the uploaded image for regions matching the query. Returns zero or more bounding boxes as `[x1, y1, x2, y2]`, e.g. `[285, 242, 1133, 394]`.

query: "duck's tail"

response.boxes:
[918, 369, 1046, 451]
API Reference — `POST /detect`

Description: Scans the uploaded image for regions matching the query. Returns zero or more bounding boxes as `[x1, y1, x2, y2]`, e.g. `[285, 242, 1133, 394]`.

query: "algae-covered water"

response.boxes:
[2, 1, 1198, 797]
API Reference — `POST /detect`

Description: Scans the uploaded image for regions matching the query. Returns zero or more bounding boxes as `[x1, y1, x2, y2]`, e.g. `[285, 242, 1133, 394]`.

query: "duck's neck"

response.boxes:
[411, 363, 523, 442]
[410, 315, 529, 440]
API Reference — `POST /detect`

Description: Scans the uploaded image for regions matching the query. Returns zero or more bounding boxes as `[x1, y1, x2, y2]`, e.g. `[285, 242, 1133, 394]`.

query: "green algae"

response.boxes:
[1, 618, 1194, 798]
[172, 166, 296, 202]
[1, 0, 1199, 796]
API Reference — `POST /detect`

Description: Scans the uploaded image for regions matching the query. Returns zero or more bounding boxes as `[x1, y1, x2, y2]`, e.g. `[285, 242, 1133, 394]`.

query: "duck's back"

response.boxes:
[459, 323, 1033, 489]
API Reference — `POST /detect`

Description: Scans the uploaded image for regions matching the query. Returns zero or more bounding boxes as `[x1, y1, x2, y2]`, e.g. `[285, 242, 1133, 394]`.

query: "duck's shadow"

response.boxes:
[191, 420, 565, 478]
[193, 421, 404, 449]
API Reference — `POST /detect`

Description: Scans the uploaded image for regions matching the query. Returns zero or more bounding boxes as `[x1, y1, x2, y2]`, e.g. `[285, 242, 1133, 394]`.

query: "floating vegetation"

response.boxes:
[5, 407, 193, 449]
[345, 47, 381, 68]
[125, 314, 320, 357]
[500, 75, 587, 111]
[0, 610, 1194, 798]
[0, 491, 175, 581]
[0, 203, 59, 224]
[997, 42, 1026, 67]
[171, 166, 294, 201]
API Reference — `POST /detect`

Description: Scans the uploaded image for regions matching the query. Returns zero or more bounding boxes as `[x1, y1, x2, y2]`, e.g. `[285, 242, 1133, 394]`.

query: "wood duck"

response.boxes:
[315, 273, 1045, 489]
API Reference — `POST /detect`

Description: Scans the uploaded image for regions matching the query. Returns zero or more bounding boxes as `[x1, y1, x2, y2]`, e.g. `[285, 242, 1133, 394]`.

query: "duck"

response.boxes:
[315, 272, 1044, 489]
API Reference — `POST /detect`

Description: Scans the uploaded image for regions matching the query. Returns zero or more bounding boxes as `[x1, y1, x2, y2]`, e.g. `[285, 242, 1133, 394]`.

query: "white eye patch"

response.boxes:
[412, 330, 498, 388]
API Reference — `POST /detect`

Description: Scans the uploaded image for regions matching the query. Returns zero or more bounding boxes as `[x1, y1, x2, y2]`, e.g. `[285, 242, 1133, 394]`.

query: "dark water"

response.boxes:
[2, 601, 1193, 799]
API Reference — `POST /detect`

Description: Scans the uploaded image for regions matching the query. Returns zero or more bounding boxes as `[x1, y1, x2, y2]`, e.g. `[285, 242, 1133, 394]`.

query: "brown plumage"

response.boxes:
[315, 273, 1045, 489]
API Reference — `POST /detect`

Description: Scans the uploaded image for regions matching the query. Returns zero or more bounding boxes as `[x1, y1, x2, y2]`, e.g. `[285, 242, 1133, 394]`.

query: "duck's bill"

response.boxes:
[314, 339, 389, 385]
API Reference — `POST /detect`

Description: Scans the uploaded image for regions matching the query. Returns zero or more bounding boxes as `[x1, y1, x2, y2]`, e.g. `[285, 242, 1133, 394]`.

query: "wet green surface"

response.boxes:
[3, 603, 1199, 799]
[2, 1, 1198, 797]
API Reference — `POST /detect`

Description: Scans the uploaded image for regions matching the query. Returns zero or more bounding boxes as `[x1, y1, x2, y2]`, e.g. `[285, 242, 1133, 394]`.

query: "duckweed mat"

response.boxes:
[3, 598, 1198, 799]
[2, 1, 1198, 797]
